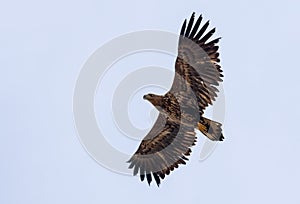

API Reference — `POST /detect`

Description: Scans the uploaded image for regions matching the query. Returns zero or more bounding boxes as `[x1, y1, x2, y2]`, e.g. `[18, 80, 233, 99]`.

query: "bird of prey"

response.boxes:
[128, 12, 224, 186]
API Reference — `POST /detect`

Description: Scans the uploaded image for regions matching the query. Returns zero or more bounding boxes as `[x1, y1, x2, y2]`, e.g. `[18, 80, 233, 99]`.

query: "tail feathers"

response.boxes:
[198, 117, 224, 141]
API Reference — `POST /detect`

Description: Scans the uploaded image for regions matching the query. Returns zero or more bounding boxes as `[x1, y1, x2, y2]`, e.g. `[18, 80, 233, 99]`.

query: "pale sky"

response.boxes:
[0, 0, 300, 203]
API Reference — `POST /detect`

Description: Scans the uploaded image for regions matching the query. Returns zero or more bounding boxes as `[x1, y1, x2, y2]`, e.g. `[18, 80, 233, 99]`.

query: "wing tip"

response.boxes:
[153, 173, 161, 187]
[191, 12, 195, 19]
[180, 19, 187, 36]
[146, 173, 152, 185]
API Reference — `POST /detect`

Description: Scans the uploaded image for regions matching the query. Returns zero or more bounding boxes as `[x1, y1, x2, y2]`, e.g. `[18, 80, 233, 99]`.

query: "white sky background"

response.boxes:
[1, 0, 300, 203]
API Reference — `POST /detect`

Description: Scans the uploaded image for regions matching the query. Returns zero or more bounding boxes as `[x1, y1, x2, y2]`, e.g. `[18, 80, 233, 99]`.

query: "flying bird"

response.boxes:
[128, 12, 224, 186]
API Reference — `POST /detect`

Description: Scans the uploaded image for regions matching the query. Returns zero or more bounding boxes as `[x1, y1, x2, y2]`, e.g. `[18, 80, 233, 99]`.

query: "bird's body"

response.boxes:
[128, 12, 224, 186]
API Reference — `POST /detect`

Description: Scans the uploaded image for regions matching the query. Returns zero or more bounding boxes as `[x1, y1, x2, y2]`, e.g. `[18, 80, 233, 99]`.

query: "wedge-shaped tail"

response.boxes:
[198, 117, 224, 141]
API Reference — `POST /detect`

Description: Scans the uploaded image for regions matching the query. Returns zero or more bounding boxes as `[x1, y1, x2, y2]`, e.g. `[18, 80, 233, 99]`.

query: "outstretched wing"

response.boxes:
[171, 12, 223, 114]
[128, 113, 196, 186]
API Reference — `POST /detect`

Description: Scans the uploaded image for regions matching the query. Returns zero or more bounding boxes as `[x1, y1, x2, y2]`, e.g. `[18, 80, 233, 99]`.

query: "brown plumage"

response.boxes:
[128, 12, 224, 186]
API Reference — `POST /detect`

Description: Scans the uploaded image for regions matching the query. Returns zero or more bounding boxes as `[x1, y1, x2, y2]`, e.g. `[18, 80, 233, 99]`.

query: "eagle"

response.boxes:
[128, 12, 224, 186]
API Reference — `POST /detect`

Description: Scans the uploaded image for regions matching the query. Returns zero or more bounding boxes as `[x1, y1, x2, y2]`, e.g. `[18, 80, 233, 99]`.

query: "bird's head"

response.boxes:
[143, 93, 163, 107]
